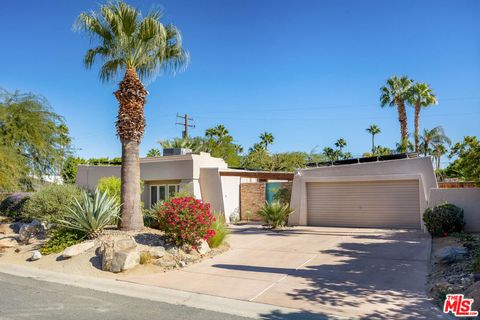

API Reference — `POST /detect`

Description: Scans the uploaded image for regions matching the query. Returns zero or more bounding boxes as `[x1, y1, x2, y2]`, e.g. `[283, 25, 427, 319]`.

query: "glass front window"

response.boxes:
[150, 184, 180, 207]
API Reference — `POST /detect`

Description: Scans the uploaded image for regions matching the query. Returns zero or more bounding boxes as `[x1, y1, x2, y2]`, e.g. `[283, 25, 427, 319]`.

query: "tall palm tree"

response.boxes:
[75, 1, 188, 230]
[432, 143, 447, 172]
[380, 76, 413, 152]
[420, 126, 451, 157]
[366, 124, 381, 153]
[408, 82, 437, 153]
[260, 132, 274, 150]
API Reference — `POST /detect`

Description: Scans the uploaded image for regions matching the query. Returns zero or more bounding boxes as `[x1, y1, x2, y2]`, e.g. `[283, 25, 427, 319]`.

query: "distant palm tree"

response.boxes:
[409, 83, 437, 153]
[146, 148, 161, 157]
[206, 125, 229, 139]
[75, 1, 188, 230]
[260, 132, 274, 150]
[335, 138, 347, 153]
[380, 76, 413, 152]
[322, 147, 336, 162]
[432, 143, 447, 172]
[159, 137, 203, 153]
[366, 124, 381, 153]
[420, 126, 451, 157]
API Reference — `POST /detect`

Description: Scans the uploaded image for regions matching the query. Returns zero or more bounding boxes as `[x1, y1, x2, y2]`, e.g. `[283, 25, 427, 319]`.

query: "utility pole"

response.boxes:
[176, 113, 195, 140]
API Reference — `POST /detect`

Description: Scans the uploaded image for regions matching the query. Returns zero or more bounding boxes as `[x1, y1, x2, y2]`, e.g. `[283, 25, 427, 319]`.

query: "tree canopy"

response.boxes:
[0, 89, 72, 190]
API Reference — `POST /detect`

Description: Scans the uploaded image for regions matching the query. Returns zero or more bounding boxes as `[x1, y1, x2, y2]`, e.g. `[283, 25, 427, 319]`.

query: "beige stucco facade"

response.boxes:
[289, 157, 438, 230]
[76, 152, 242, 222]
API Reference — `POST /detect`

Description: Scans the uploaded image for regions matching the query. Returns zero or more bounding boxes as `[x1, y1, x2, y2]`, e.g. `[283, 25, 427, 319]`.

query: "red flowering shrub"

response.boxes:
[157, 196, 216, 247]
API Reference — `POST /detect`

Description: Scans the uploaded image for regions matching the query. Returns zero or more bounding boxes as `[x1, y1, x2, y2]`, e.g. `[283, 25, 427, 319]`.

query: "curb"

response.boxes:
[0, 263, 331, 319]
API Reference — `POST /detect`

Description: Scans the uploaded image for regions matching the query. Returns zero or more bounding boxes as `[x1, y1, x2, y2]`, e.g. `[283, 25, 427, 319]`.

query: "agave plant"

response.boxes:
[257, 202, 294, 229]
[58, 189, 120, 238]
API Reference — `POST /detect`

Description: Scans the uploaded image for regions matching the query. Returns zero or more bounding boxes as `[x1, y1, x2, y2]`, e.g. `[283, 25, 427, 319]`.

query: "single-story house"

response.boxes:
[76, 151, 293, 222]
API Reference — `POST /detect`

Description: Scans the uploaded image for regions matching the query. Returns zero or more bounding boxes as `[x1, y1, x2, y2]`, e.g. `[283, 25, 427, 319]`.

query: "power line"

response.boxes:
[175, 113, 195, 140]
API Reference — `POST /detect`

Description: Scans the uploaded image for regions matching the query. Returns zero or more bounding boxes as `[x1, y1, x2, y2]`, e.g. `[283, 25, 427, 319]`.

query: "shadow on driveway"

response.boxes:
[215, 229, 445, 319]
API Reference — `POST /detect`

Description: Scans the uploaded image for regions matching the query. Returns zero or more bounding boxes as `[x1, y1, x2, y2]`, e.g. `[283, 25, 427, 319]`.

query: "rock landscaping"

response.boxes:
[0, 220, 229, 277]
[427, 233, 480, 306]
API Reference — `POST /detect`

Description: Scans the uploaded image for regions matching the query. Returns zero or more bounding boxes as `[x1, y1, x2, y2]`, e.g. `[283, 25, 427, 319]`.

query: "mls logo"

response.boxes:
[443, 294, 478, 317]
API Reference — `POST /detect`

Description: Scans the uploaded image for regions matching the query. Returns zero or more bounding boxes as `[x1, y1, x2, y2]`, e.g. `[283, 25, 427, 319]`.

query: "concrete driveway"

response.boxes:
[124, 226, 446, 319]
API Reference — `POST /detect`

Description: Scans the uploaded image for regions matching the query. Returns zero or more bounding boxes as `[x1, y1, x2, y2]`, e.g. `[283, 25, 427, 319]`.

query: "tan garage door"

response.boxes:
[306, 180, 420, 229]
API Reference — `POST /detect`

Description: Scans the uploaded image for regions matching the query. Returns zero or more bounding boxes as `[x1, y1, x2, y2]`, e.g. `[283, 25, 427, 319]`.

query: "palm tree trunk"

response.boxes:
[119, 140, 143, 230]
[115, 67, 147, 231]
[396, 99, 408, 152]
[414, 103, 420, 153]
[371, 134, 375, 153]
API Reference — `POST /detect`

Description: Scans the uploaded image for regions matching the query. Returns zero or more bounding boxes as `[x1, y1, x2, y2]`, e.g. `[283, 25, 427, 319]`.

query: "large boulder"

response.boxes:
[100, 237, 139, 272]
[18, 220, 46, 242]
[435, 246, 469, 264]
[111, 248, 140, 273]
[62, 241, 95, 258]
[0, 237, 18, 249]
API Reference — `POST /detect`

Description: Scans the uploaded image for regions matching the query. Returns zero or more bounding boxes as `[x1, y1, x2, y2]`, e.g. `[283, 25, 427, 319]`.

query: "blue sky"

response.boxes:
[1, 0, 479, 165]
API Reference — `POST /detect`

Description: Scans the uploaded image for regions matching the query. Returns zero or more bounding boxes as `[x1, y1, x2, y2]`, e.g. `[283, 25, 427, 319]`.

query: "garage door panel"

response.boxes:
[306, 180, 420, 229]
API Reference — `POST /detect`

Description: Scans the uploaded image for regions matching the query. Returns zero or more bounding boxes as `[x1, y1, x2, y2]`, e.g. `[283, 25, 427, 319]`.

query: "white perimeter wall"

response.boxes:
[429, 188, 480, 232]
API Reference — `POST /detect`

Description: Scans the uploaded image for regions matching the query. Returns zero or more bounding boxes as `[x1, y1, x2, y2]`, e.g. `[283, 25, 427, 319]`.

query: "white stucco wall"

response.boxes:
[289, 157, 437, 229]
[429, 188, 480, 232]
[220, 176, 241, 222]
[199, 168, 224, 215]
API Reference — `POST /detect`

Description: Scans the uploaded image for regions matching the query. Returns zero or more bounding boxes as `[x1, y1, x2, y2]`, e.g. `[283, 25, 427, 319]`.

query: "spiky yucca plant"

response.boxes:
[75, 1, 188, 230]
[59, 189, 120, 238]
[257, 202, 294, 229]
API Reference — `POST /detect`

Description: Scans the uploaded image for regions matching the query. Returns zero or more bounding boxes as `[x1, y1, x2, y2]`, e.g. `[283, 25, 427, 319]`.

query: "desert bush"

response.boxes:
[143, 202, 162, 229]
[257, 202, 294, 229]
[97, 176, 121, 203]
[423, 202, 464, 236]
[156, 196, 215, 248]
[0, 193, 30, 220]
[22, 184, 82, 223]
[58, 189, 120, 238]
[139, 251, 154, 265]
[40, 228, 85, 255]
[208, 212, 229, 248]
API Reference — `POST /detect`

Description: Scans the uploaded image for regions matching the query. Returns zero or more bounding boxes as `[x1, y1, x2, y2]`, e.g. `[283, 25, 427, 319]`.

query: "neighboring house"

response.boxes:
[76, 151, 293, 222]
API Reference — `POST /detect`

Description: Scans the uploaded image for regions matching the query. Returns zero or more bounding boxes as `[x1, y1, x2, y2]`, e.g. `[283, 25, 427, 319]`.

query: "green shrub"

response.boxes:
[143, 202, 162, 229]
[257, 202, 294, 229]
[58, 189, 120, 238]
[22, 185, 82, 223]
[208, 212, 229, 248]
[423, 202, 464, 236]
[0, 193, 30, 220]
[97, 176, 121, 204]
[40, 228, 85, 255]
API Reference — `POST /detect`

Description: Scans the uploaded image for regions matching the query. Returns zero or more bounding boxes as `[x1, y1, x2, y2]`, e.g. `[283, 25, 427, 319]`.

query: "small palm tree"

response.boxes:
[408, 83, 437, 153]
[366, 124, 381, 153]
[335, 138, 347, 153]
[380, 76, 413, 152]
[260, 132, 274, 150]
[146, 148, 161, 157]
[420, 126, 451, 157]
[75, 1, 188, 230]
[432, 143, 447, 172]
[322, 147, 336, 162]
